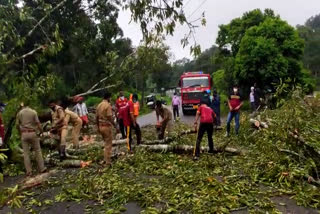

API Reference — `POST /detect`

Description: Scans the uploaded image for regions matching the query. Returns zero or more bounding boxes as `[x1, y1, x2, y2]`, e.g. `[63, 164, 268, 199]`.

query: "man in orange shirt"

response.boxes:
[126, 94, 141, 151]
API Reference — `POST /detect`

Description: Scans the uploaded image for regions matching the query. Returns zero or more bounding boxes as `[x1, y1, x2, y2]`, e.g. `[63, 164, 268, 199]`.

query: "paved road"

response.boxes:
[137, 106, 195, 127]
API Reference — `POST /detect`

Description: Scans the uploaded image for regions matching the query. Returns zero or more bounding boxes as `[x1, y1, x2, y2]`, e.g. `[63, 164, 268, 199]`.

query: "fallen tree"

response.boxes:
[139, 144, 241, 155]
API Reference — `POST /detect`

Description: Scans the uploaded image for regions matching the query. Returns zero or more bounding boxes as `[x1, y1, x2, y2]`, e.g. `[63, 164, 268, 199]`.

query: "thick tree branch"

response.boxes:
[75, 83, 119, 97]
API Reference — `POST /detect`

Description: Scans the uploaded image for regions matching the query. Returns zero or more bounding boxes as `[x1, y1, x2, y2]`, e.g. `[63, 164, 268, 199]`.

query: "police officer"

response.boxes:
[155, 100, 173, 140]
[96, 92, 117, 166]
[17, 103, 46, 176]
[49, 100, 68, 161]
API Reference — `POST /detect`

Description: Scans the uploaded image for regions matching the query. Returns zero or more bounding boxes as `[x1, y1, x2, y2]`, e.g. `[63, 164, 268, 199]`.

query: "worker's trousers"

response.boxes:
[127, 123, 141, 151]
[158, 119, 173, 140]
[194, 123, 214, 157]
[21, 132, 46, 175]
[99, 125, 113, 164]
[72, 119, 83, 147]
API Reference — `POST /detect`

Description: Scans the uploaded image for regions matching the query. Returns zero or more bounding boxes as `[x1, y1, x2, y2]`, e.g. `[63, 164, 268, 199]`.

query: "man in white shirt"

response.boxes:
[73, 97, 89, 128]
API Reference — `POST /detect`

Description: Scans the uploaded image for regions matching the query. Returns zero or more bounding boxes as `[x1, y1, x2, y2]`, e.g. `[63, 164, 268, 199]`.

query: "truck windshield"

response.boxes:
[182, 77, 209, 88]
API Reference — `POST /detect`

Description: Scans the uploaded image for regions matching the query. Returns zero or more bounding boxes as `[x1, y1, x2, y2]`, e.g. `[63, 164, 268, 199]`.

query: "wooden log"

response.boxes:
[22, 169, 58, 189]
[138, 144, 241, 155]
[142, 129, 197, 145]
[249, 118, 269, 129]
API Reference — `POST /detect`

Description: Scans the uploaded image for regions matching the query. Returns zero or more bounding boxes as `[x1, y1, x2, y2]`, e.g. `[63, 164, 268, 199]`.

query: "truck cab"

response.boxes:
[179, 72, 212, 115]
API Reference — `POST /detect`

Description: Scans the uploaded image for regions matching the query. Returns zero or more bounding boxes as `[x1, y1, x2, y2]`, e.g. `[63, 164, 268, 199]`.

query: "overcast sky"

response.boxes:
[117, 0, 320, 61]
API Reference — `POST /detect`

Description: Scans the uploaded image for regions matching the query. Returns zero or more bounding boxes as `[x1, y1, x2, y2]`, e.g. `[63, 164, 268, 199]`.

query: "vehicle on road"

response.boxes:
[179, 71, 212, 115]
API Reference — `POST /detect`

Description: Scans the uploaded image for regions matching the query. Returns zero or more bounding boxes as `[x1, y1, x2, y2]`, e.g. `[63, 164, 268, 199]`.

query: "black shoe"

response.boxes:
[208, 150, 214, 154]
[59, 145, 67, 162]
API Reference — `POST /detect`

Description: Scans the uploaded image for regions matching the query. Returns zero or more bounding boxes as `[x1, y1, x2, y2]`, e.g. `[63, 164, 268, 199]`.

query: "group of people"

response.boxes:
[192, 86, 244, 159]
[1, 85, 248, 175]
[14, 97, 89, 176]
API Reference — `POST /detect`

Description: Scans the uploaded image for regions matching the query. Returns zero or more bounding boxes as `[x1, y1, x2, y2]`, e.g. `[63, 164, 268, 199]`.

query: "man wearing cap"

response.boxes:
[96, 92, 117, 166]
[16, 103, 46, 176]
[49, 100, 68, 160]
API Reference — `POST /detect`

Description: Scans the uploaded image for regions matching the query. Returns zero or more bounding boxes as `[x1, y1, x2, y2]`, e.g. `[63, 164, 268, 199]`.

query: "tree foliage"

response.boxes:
[215, 9, 311, 94]
[297, 13, 320, 88]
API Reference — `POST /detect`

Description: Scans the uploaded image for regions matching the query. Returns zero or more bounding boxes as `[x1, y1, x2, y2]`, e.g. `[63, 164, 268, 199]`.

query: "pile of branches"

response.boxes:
[242, 90, 320, 185]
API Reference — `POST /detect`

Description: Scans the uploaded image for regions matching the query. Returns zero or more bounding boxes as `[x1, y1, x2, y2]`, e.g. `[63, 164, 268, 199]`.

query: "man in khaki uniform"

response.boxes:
[155, 100, 173, 140]
[16, 103, 46, 176]
[49, 100, 67, 160]
[64, 108, 83, 149]
[96, 92, 116, 165]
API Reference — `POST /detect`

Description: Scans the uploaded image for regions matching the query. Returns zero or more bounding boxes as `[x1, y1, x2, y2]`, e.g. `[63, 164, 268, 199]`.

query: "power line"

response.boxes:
[183, 0, 192, 9]
[187, 0, 208, 19]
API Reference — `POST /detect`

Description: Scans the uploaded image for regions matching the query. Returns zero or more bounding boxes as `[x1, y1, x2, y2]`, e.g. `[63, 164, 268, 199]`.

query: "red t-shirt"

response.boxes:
[116, 98, 128, 119]
[229, 93, 242, 111]
[197, 105, 215, 123]
[122, 104, 131, 126]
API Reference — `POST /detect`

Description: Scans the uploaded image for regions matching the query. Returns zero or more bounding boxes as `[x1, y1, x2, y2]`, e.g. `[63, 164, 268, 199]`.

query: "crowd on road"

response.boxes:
[0, 84, 263, 176]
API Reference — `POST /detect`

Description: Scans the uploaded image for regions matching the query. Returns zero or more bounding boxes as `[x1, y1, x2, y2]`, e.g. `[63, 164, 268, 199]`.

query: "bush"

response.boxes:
[85, 96, 102, 107]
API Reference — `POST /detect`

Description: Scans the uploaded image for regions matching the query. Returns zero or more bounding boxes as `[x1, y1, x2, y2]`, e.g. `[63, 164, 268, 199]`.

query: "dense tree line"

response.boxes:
[171, 9, 319, 96]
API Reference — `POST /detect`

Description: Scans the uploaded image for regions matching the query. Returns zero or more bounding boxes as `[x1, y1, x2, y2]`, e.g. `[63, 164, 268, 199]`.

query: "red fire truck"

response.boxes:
[179, 71, 212, 114]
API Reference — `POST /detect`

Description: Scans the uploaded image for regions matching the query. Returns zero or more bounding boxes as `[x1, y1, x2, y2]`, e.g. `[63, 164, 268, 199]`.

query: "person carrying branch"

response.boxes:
[96, 92, 117, 166]
[155, 100, 173, 140]
[49, 100, 68, 161]
[17, 102, 46, 176]
[193, 98, 216, 160]
[226, 85, 243, 137]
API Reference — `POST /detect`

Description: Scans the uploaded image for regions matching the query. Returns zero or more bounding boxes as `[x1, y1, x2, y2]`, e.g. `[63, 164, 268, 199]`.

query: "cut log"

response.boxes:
[142, 129, 197, 145]
[249, 118, 269, 129]
[22, 169, 58, 189]
[138, 144, 241, 155]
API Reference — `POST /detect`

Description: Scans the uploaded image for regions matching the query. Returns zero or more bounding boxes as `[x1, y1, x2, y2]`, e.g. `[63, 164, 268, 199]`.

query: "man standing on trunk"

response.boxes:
[49, 100, 67, 161]
[17, 103, 46, 176]
[64, 106, 83, 149]
[96, 92, 117, 166]
[172, 92, 180, 121]
[155, 100, 173, 140]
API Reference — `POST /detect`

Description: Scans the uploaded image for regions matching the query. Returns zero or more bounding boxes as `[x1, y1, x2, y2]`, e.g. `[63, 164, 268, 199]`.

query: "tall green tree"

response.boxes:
[297, 14, 320, 87]
[215, 9, 311, 94]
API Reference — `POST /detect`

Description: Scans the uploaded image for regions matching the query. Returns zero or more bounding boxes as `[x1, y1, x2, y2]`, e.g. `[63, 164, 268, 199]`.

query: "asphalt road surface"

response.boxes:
[137, 106, 195, 127]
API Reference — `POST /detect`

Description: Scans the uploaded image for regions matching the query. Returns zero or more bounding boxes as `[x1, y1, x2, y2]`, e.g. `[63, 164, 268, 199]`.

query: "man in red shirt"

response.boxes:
[226, 86, 243, 137]
[115, 91, 128, 139]
[193, 98, 216, 160]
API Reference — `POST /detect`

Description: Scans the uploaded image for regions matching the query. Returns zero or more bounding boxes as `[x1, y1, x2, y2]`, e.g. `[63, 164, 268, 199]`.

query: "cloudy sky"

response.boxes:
[117, 0, 320, 61]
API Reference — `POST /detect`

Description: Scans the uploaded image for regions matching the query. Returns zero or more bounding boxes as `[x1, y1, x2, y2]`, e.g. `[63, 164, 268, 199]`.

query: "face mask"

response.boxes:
[120, 96, 124, 100]
[233, 88, 238, 93]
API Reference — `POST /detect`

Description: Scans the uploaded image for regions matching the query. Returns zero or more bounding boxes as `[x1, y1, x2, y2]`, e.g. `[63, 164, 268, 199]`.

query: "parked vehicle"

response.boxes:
[179, 71, 212, 115]
[146, 94, 156, 109]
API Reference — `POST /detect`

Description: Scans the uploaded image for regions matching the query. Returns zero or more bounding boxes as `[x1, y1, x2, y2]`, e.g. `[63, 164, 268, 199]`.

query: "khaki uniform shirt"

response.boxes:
[65, 108, 81, 125]
[156, 107, 172, 122]
[96, 100, 112, 125]
[51, 105, 66, 130]
[17, 107, 40, 131]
